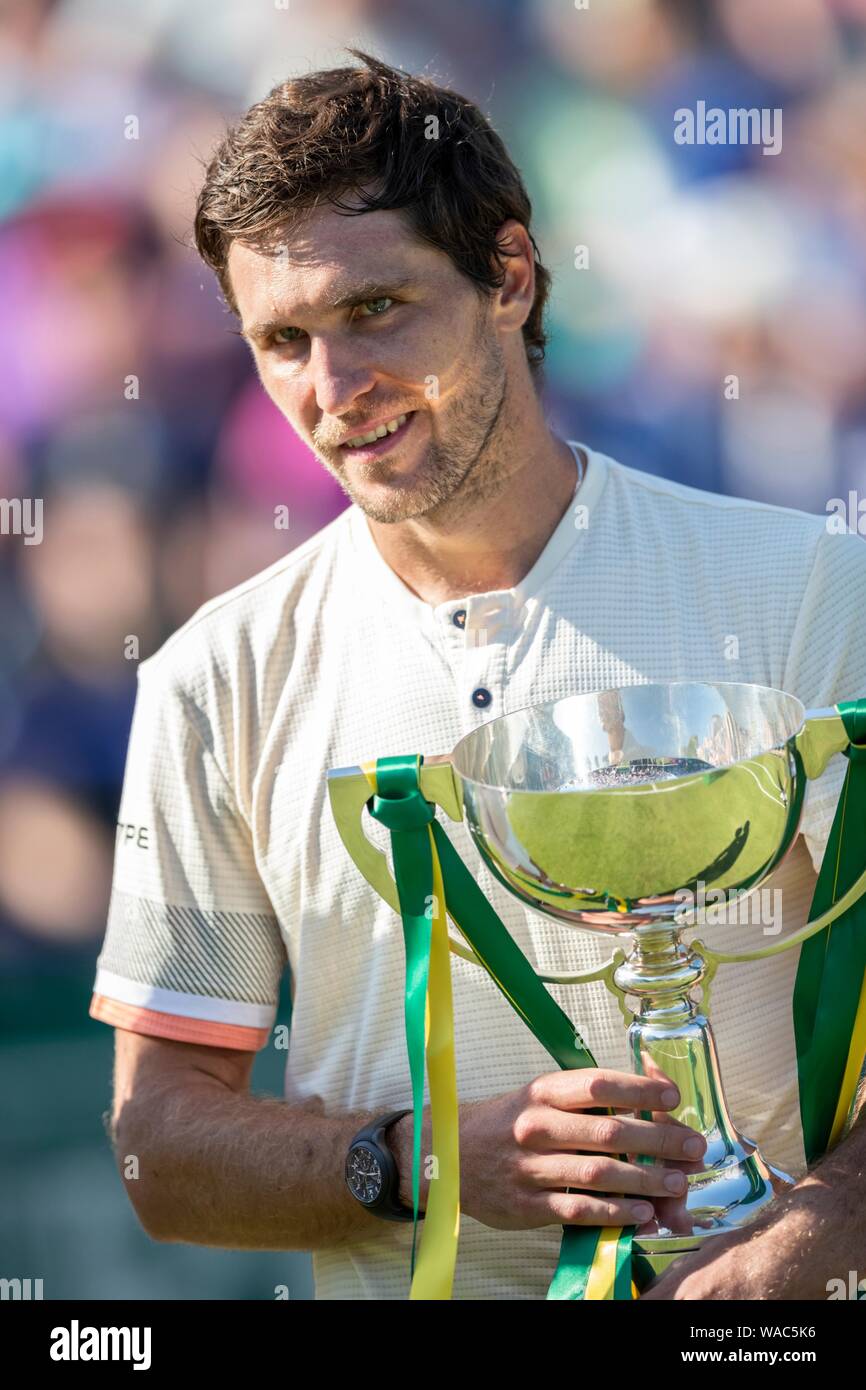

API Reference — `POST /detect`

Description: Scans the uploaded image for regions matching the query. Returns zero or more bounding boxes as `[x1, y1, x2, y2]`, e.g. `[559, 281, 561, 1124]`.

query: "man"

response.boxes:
[91, 52, 866, 1300]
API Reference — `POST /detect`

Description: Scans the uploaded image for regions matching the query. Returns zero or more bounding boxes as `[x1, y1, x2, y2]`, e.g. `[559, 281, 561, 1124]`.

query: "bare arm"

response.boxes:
[109, 1028, 385, 1250]
[110, 1032, 699, 1251]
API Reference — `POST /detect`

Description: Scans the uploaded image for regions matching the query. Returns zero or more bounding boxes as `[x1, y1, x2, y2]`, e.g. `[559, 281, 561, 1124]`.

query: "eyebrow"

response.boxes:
[241, 276, 415, 341]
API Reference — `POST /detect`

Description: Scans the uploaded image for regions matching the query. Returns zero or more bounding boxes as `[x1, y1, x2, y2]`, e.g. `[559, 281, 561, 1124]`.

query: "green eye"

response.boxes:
[357, 297, 393, 317]
[273, 326, 304, 344]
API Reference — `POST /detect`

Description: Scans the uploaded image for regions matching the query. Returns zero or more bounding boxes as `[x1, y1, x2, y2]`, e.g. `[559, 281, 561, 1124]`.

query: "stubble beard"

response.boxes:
[313, 322, 512, 525]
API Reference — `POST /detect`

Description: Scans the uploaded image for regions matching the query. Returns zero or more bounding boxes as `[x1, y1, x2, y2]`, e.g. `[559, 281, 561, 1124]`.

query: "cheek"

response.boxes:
[426, 296, 490, 365]
[386, 319, 475, 386]
[256, 360, 308, 417]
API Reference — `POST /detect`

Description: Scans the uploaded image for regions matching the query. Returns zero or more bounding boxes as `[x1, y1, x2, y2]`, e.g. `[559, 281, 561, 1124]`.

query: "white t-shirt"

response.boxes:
[90, 443, 866, 1300]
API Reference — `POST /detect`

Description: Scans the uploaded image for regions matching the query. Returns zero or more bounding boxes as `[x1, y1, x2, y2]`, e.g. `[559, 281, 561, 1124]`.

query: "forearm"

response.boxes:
[763, 1089, 866, 1290]
[114, 1075, 383, 1250]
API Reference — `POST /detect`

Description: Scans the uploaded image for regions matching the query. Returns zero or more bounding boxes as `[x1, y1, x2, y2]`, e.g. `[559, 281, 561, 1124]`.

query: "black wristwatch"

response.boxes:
[345, 1109, 420, 1222]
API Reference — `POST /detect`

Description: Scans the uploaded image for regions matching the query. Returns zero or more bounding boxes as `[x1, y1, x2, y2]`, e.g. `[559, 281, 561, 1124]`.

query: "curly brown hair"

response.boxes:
[193, 50, 551, 376]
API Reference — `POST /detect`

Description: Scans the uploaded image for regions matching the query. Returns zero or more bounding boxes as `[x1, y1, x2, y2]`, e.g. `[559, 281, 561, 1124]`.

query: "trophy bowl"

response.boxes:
[450, 680, 806, 930]
[447, 680, 810, 1277]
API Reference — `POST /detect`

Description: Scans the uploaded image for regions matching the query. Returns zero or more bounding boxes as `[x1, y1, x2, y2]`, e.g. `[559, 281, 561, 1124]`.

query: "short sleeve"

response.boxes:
[783, 527, 866, 876]
[89, 658, 286, 1051]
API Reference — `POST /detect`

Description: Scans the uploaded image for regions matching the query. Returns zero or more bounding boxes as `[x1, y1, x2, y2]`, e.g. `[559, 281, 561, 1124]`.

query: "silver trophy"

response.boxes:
[328, 681, 865, 1278]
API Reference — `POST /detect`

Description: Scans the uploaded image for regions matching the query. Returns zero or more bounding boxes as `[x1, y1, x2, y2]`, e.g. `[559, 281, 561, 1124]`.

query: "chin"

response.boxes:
[351, 478, 444, 524]
[352, 494, 423, 524]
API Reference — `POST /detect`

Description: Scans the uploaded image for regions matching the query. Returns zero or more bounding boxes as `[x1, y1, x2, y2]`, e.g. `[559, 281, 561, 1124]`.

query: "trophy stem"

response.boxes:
[613, 925, 794, 1282]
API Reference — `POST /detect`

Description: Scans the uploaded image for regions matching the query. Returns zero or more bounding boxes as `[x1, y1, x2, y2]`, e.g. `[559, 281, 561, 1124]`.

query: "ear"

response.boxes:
[491, 218, 535, 333]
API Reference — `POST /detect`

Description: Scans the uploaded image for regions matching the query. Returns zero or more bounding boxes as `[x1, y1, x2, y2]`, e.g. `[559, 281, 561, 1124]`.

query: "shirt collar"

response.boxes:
[347, 441, 609, 634]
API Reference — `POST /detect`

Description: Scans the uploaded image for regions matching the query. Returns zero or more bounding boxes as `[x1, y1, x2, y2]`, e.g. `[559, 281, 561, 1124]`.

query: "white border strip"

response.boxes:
[93, 969, 275, 1030]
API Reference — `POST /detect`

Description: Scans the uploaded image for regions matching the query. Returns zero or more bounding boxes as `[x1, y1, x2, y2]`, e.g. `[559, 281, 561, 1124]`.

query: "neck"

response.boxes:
[364, 423, 581, 607]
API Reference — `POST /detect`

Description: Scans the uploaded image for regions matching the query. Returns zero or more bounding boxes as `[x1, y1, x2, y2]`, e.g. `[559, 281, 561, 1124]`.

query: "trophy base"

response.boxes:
[631, 1140, 793, 1283]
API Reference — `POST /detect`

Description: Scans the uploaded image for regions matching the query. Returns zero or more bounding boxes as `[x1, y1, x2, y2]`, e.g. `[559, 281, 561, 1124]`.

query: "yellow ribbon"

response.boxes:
[361, 761, 461, 1298]
[410, 832, 460, 1297]
[829, 967, 866, 1145]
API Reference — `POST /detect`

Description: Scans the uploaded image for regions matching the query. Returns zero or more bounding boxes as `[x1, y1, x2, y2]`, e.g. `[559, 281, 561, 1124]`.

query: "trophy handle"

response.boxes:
[542, 949, 634, 1027]
[794, 704, 851, 778]
[688, 856, 866, 1010]
[327, 755, 488, 967]
[328, 758, 635, 1001]
[683, 703, 866, 1011]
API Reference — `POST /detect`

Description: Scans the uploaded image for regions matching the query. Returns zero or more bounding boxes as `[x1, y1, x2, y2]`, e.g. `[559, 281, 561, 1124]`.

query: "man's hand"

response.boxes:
[640, 1229, 767, 1301]
[392, 1067, 707, 1230]
[640, 1203, 825, 1300]
[641, 1131, 866, 1302]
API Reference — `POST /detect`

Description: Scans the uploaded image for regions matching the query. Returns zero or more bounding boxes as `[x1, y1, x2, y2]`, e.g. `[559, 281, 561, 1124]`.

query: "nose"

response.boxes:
[306, 333, 377, 418]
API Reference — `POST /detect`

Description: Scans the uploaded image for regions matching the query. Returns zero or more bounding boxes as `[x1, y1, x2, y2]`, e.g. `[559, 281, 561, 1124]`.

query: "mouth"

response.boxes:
[338, 411, 415, 461]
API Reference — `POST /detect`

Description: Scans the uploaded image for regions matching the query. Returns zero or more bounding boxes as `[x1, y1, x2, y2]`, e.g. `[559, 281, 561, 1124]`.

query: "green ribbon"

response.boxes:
[370, 756, 435, 1273]
[795, 699, 866, 1162]
[368, 754, 635, 1299]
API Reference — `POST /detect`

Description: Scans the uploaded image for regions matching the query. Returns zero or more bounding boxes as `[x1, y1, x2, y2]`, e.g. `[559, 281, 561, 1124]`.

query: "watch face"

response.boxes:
[346, 1144, 384, 1205]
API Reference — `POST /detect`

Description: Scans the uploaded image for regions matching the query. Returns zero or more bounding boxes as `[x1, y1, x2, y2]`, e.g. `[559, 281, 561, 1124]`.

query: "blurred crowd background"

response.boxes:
[2, 0, 866, 1299]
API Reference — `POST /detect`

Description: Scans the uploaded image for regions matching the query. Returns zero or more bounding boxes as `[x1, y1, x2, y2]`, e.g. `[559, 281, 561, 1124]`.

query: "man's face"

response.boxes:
[229, 206, 515, 523]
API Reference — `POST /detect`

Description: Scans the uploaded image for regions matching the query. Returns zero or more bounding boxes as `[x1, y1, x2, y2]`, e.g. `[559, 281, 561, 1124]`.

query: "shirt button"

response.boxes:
[452, 608, 467, 629]
[471, 687, 492, 709]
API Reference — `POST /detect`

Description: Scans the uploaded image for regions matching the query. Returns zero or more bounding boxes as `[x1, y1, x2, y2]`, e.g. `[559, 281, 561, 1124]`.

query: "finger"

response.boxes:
[537, 1190, 656, 1228]
[527, 1110, 708, 1162]
[526, 1153, 690, 1200]
[529, 1068, 681, 1115]
[650, 1188, 700, 1237]
[628, 1113, 710, 1164]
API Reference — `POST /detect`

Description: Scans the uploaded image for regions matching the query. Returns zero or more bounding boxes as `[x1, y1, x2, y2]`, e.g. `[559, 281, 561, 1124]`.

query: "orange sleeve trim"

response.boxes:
[89, 994, 271, 1052]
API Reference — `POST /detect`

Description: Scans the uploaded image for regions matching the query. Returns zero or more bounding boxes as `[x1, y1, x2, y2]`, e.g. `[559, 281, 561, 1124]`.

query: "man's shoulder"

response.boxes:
[604, 451, 831, 541]
[137, 504, 354, 700]
[599, 451, 866, 594]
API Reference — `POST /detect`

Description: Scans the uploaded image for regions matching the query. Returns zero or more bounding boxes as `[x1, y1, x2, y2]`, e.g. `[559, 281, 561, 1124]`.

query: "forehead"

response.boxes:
[227, 205, 444, 320]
